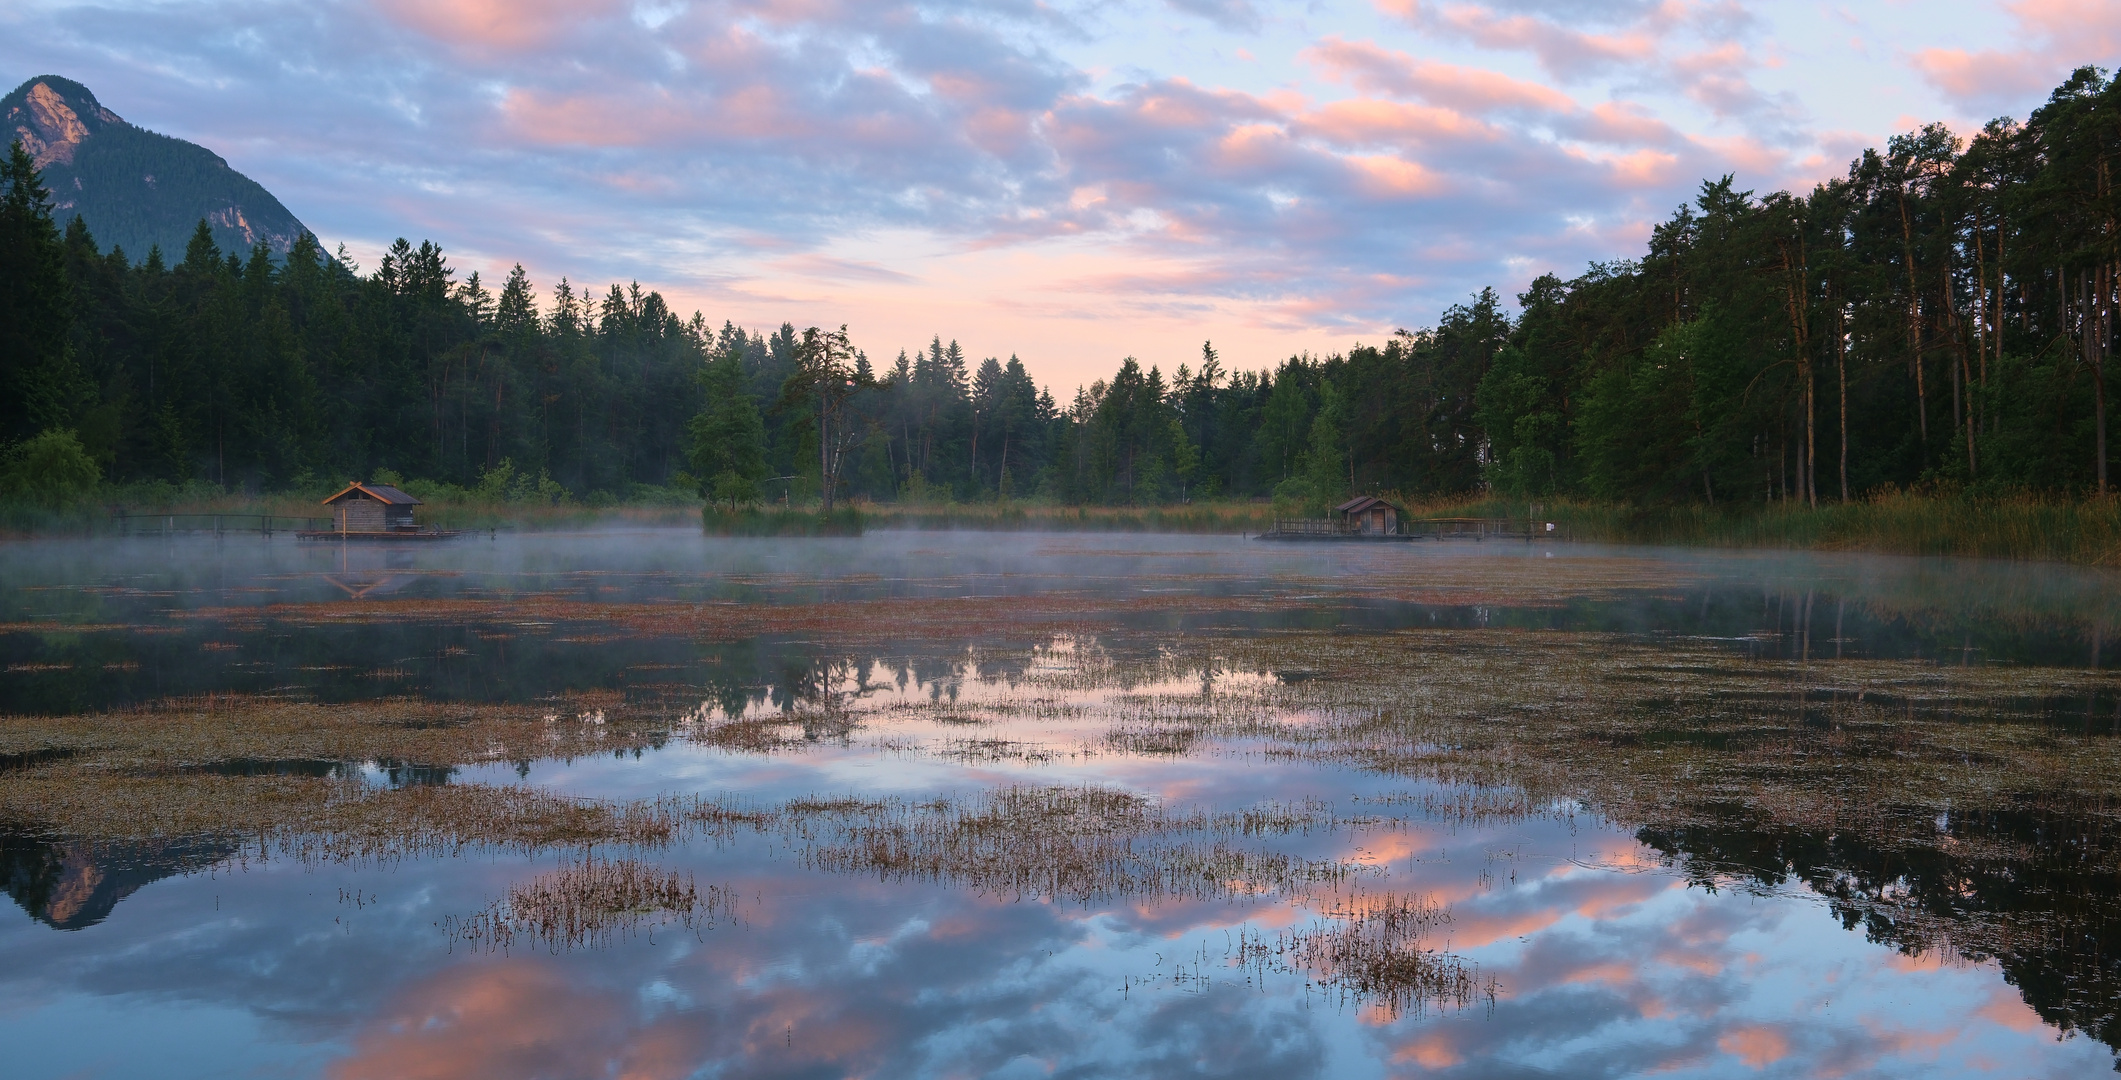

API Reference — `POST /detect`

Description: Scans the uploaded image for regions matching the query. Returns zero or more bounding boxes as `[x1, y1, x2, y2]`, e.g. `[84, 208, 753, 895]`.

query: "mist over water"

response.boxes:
[2, 528, 2116, 1078]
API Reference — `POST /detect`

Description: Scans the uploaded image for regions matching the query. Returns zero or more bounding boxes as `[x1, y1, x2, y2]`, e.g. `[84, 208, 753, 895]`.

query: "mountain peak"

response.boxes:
[1, 76, 308, 260]
[7, 75, 125, 169]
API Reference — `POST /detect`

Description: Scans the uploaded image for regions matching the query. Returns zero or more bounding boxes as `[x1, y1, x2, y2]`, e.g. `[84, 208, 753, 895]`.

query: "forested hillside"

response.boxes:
[2, 66, 2118, 509]
[3, 76, 309, 264]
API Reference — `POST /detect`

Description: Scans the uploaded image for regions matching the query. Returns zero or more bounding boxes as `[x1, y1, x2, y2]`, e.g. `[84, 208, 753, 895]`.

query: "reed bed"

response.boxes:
[1212, 629, 2121, 850]
[8, 627, 2117, 859]
[0, 769, 1374, 908]
[1264, 892, 1496, 1019]
[0, 691, 672, 775]
[855, 500, 1276, 534]
[0, 775, 692, 855]
[778, 786, 1362, 905]
[442, 855, 735, 953]
[701, 506, 863, 537]
[1435, 492, 2121, 565]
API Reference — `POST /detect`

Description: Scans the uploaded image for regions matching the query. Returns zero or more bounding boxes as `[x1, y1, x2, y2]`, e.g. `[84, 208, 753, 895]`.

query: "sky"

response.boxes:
[5, 1, 2119, 390]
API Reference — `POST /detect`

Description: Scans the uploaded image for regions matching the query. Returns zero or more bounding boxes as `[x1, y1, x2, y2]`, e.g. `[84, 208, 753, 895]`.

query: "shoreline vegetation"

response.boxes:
[7, 488, 2121, 565]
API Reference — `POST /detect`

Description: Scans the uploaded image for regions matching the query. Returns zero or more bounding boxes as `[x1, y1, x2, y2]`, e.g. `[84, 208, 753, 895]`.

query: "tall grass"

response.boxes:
[858, 499, 1277, 534]
[13, 478, 2121, 564]
[0, 488, 703, 537]
[702, 505, 863, 536]
[1406, 491, 2121, 564]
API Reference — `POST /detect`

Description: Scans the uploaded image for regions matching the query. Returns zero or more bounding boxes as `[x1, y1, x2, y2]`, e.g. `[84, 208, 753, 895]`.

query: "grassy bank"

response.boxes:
[702, 505, 863, 536]
[1432, 492, 2121, 565]
[858, 501, 1276, 534]
[9, 485, 2121, 565]
[0, 487, 703, 537]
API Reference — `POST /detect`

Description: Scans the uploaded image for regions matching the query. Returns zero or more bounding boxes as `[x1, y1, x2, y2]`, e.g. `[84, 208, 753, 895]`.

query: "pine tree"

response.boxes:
[689, 347, 768, 510]
[1, 140, 86, 442]
[1302, 380, 1346, 506]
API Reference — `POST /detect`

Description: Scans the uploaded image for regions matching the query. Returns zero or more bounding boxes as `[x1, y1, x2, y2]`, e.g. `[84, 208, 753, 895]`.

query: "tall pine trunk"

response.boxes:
[1899, 195, 1928, 446]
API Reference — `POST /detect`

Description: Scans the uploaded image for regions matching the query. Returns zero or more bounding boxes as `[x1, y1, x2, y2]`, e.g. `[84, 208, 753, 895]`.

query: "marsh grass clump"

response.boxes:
[0, 776, 696, 871]
[443, 855, 734, 952]
[1232, 891, 1494, 1019]
[1352, 786, 1569, 828]
[0, 692, 673, 776]
[1288, 893, 1493, 1018]
[936, 737, 1058, 764]
[270, 785, 693, 864]
[793, 785, 1357, 904]
[696, 707, 860, 751]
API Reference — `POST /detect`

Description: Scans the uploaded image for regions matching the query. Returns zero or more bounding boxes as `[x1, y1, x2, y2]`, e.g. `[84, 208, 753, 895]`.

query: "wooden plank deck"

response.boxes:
[294, 529, 461, 542]
[1254, 517, 1554, 542]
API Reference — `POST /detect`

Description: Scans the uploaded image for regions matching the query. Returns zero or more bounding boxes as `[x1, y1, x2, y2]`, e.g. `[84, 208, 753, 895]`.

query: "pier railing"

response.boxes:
[109, 511, 331, 537]
[1268, 517, 1361, 536]
[1258, 516, 1564, 541]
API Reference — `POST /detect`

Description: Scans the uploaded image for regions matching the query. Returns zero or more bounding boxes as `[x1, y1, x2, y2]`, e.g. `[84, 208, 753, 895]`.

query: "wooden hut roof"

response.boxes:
[322, 482, 422, 506]
[1335, 495, 1397, 515]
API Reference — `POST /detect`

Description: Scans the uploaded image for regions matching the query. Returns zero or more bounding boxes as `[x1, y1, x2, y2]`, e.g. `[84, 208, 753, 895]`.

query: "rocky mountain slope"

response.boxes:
[3, 75, 309, 260]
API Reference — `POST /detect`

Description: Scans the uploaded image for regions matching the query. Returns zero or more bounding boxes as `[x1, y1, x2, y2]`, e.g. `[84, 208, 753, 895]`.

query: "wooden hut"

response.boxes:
[322, 482, 421, 533]
[1334, 496, 1404, 536]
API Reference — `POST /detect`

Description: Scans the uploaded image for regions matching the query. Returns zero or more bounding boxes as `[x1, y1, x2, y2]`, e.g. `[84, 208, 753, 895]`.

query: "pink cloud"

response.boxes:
[1391, 1030, 1464, 1067]
[328, 962, 707, 1080]
[1575, 102, 1684, 148]
[1974, 983, 2046, 1033]
[1717, 1024, 1791, 1068]
[371, 0, 627, 53]
[1377, 1, 1802, 137]
[1379, 0, 1665, 81]
[1305, 37, 1577, 113]
[1908, 0, 2121, 110]
[1300, 98, 1499, 147]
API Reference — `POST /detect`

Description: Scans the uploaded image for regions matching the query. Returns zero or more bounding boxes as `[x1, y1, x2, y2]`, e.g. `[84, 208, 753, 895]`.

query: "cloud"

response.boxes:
[1305, 36, 1578, 113]
[1378, 0, 1803, 138]
[1164, 0, 1263, 33]
[371, 0, 634, 54]
[1379, 0, 1664, 80]
[1908, 0, 2121, 113]
[1717, 1024, 1792, 1068]
[0, 0, 1964, 386]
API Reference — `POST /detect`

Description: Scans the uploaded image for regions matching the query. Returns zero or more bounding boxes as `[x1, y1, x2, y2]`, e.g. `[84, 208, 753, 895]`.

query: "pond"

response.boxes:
[1, 529, 2116, 1078]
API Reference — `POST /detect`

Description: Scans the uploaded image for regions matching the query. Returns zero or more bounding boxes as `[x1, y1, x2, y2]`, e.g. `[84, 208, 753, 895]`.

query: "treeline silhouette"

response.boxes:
[2, 65, 2117, 507]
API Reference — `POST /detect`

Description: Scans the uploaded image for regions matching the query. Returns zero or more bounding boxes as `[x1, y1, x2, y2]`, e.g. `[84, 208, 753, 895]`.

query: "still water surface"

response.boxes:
[1, 530, 2115, 1078]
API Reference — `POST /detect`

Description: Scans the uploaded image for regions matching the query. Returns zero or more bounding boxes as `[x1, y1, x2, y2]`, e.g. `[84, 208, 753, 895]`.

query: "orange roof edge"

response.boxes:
[322, 482, 422, 506]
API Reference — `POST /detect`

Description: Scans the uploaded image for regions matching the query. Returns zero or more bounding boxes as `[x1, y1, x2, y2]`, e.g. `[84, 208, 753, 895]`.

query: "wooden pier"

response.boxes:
[110, 512, 330, 537]
[294, 527, 460, 542]
[1255, 516, 1560, 542]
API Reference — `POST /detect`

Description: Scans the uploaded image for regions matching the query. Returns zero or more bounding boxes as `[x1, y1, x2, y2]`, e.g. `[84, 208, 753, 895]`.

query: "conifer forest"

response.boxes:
[4, 66, 2120, 509]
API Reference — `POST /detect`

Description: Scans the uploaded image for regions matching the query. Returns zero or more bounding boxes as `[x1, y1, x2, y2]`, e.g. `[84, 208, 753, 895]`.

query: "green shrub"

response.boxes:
[1, 429, 101, 508]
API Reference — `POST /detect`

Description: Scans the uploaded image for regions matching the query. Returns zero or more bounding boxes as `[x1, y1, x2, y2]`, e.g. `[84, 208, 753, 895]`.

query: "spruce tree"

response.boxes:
[0, 139, 83, 442]
[688, 347, 769, 510]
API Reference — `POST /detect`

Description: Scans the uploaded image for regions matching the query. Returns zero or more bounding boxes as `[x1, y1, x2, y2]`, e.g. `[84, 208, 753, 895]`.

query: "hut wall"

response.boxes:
[384, 506, 414, 529]
[336, 499, 385, 532]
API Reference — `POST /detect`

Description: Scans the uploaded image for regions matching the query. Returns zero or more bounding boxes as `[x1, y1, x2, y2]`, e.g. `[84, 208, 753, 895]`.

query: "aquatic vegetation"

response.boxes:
[1264, 892, 1495, 1019]
[6, 590, 2119, 1054]
[0, 691, 674, 775]
[7, 626, 2117, 860]
[442, 855, 736, 953]
[790, 785, 1358, 905]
